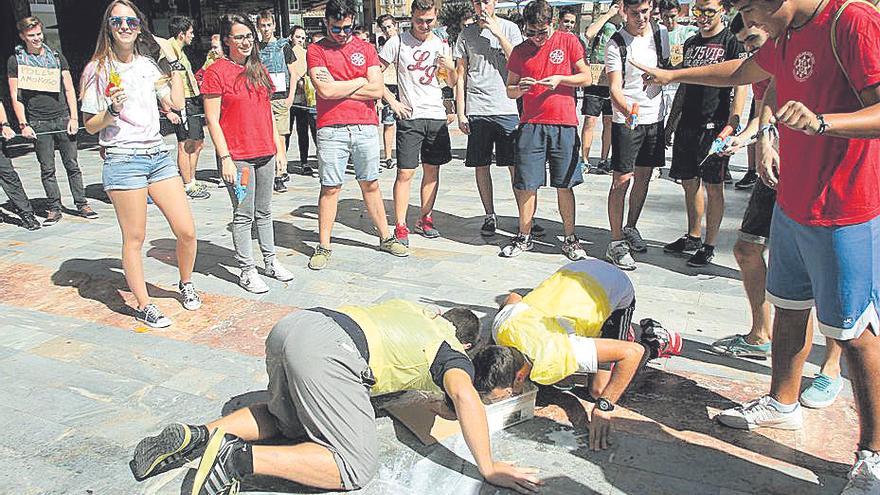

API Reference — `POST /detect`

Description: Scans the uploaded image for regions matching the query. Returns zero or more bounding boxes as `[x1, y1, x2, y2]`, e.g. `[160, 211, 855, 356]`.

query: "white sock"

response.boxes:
[184, 181, 194, 191]
[767, 396, 798, 413]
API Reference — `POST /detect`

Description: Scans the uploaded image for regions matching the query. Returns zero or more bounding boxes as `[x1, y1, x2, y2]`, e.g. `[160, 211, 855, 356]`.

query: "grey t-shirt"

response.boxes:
[453, 18, 523, 116]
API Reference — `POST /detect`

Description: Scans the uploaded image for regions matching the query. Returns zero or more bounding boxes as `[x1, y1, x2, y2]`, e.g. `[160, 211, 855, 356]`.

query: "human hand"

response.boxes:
[537, 75, 563, 90]
[589, 408, 613, 451]
[458, 114, 470, 135]
[67, 119, 79, 135]
[756, 137, 780, 189]
[479, 13, 501, 36]
[107, 85, 127, 114]
[390, 100, 412, 119]
[518, 77, 538, 91]
[482, 461, 542, 494]
[630, 60, 673, 87]
[221, 157, 237, 184]
[166, 112, 181, 125]
[719, 134, 747, 157]
[21, 125, 36, 139]
[1, 126, 14, 141]
[776, 100, 820, 135]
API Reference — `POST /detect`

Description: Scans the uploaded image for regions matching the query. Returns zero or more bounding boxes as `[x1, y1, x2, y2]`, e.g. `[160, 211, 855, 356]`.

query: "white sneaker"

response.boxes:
[716, 395, 803, 431]
[606, 240, 636, 270]
[843, 450, 880, 495]
[623, 226, 647, 253]
[240, 268, 269, 294]
[265, 258, 294, 282]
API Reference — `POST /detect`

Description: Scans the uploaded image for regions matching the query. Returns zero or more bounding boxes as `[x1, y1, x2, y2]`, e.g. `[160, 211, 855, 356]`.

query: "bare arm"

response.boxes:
[587, 339, 645, 451]
[561, 59, 592, 88]
[506, 70, 529, 100]
[455, 57, 468, 122]
[159, 71, 185, 111]
[309, 66, 367, 100]
[482, 16, 515, 59]
[607, 70, 627, 115]
[817, 86, 880, 138]
[350, 66, 385, 101]
[585, 6, 619, 41]
[62, 71, 79, 121]
[729, 84, 748, 130]
[7, 77, 30, 132]
[632, 56, 771, 88]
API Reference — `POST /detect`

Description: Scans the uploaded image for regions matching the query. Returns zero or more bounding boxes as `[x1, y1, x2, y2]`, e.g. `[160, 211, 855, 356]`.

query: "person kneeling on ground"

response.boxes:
[473, 259, 682, 450]
[129, 300, 542, 494]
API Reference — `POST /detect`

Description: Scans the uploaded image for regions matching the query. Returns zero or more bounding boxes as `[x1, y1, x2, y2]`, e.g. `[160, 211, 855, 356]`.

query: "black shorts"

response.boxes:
[739, 179, 777, 245]
[514, 123, 583, 191]
[600, 297, 636, 342]
[396, 118, 452, 168]
[610, 121, 665, 173]
[465, 115, 519, 167]
[582, 86, 612, 117]
[173, 97, 206, 142]
[670, 124, 730, 184]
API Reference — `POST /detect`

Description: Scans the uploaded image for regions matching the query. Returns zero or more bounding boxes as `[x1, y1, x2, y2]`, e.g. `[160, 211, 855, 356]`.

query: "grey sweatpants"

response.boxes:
[220, 155, 276, 272]
[265, 310, 378, 490]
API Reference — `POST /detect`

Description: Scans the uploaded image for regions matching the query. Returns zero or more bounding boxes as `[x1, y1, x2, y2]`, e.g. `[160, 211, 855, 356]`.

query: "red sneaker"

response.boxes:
[394, 224, 410, 247]
[415, 215, 440, 238]
[655, 326, 683, 358]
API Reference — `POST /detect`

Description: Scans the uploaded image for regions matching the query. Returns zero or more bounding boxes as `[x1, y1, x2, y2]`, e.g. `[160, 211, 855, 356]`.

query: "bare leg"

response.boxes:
[177, 142, 192, 184]
[475, 166, 494, 215]
[149, 177, 197, 283]
[393, 168, 416, 226]
[420, 164, 440, 218]
[608, 172, 632, 242]
[704, 183, 725, 246]
[625, 166, 653, 229]
[186, 140, 204, 184]
[581, 116, 597, 163]
[516, 190, 537, 235]
[317, 185, 341, 247]
[383, 124, 394, 161]
[820, 338, 844, 378]
[557, 187, 576, 237]
[838, 328, 880, 450]
[600, 116, 613, 161]
[682, 178, 704, 239]
[206, 403, 280, 441]
[358, 179, 391, 239]
[768, 308, 813, 404]
[107, 188, 149, 308]
[733, 240, 771, 344]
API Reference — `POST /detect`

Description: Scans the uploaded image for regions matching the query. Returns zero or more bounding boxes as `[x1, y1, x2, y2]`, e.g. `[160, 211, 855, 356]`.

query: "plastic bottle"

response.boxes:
[628, 102, 639, 130]
[234, 166, 250, 203]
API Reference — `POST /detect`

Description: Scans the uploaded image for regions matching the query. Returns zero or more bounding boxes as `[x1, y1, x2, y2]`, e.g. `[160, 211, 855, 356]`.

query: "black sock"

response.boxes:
[703, 244, 715, 254]
[686, 234, 701, 242]
[230, 441, 254, 477]
[189, 424, 210, 450]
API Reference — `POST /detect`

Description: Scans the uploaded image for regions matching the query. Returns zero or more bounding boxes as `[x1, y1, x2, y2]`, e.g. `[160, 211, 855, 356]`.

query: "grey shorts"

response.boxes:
[265, 310, 378, 490]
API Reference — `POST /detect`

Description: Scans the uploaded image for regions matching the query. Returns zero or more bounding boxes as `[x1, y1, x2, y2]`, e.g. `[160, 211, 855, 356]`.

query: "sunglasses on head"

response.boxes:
[109, 16, 141, 30]
[692, 7, 720, 18]
[330, 24, 354, 34]
[525, 27, 549, 37]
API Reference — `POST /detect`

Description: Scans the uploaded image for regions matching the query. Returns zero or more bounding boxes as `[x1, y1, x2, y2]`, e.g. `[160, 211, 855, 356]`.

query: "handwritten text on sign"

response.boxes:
[17, 65, 61, 93]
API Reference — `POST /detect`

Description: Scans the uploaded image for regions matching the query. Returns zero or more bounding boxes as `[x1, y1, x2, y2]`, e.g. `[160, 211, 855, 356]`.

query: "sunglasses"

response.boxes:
[691, 7, 720, 18]
[330, 24, 354, 34]
[229, 33, 255, 42]
[524, 27, 549, 37]
[108, 16, 141, 30]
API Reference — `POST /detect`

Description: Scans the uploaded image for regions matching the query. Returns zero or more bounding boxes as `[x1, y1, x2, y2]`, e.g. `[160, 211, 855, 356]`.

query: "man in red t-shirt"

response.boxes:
[501, 0, 593, 260]
[635, 0, 880, 489]
[305, 0, 409, 270]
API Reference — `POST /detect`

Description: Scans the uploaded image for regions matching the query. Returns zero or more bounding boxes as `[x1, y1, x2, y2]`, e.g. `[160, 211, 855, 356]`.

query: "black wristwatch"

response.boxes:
[815, 114, 829, 136]
[19, 122, 30, 130]
[0, 122, 10, 129]
[596, 398, 615, 412]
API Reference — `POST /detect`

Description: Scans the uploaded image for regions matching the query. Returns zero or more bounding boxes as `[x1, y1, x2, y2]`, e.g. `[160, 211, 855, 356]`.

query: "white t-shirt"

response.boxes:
[379, 31, 449, 120]
[81, 55, 171, 148]
[604, 25, 668, 125]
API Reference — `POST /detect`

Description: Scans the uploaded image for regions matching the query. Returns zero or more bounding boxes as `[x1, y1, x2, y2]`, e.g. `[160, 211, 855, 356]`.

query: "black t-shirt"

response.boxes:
[259, 41, 296, 100]
[7, 51, 71, 121]
[679, 28, 743, 125]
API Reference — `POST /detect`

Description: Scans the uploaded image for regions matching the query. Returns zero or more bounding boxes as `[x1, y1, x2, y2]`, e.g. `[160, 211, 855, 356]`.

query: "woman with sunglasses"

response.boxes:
[201, 14, 294, 293]
[80, 0, 200, 328]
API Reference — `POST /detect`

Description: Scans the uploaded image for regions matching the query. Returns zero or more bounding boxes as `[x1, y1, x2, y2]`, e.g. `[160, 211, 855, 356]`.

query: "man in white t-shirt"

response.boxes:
[604, 0, 670, 271]
[380, 0, 457, 247]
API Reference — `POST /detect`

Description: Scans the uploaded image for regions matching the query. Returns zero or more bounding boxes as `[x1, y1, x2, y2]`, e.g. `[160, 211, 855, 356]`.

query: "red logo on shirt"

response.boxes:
[793, 51, 815, 82]
[549, 49, 565, 65]
[350, 52, 366, 67]
[407, 49, 438, 85]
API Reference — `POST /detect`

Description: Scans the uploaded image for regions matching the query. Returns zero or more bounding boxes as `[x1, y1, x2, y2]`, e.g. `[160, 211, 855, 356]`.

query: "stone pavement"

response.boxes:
[0, 120, 858, 495]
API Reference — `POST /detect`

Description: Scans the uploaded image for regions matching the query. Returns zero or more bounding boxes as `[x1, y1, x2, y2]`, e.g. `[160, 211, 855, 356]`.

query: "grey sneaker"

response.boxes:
[308, 245, 332, 270]
[135, 303, 172, 328]
[623, 226, 647, 253]
[710, 335, 770, 359]
[480, 215, 497, 237]
[843, 450, 880, 495]
[562, 235, 588, 261]
[186, 187, 211, 200]
[265, 258, 294, 282]
[606, 240, 636, 270]
[240, 268, 269, 293]
[380, 236, 410, 257]
[717, 395, 803, 431]
[500, 235, 534, 258]
[178, 281, 202, 311]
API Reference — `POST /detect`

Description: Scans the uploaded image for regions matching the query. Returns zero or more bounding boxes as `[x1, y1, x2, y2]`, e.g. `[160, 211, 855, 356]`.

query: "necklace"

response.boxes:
[787, 0, 827, 38]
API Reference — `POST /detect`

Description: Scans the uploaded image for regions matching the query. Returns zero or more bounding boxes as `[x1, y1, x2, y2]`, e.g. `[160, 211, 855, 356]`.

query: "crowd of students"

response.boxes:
[1, 0, 880, 493]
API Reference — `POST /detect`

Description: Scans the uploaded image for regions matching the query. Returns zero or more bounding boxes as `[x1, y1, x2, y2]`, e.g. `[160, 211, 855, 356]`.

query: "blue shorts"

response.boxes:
[102, 150, 179, 191]
[316, 124, 380, 187]
[766, 205, 880, 340]
[514, 123, 583, 191]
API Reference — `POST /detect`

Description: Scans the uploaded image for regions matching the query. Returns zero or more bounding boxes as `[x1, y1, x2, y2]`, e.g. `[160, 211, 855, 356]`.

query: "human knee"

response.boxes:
[583, 116, 598, 130]
[610, 175, 632, 194]
[733, 239, 762, 264]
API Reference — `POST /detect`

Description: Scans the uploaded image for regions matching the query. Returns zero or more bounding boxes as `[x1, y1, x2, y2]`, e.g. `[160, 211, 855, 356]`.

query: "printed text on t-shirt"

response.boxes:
[685, 44, 725, 67]
[407, 50, 438, 84]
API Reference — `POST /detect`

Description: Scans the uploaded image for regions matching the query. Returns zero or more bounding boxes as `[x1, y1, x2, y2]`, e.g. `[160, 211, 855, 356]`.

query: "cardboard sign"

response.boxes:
[17, 64, 60, 93]
[590, 63, 609, 86]
[670, 45, 684, 67]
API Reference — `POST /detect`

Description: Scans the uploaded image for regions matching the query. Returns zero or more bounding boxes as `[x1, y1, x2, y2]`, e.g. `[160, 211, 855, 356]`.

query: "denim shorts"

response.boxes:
[102, 150, 179, 191]
[316, 124, 380, 187]
[766, 205, 880, 340]
[514, 123, 583, 191]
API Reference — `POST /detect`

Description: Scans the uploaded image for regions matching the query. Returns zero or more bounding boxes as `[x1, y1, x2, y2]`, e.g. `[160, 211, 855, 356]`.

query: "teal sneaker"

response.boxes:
[710, 335, 771, 359]
[800, 373, 844, 409]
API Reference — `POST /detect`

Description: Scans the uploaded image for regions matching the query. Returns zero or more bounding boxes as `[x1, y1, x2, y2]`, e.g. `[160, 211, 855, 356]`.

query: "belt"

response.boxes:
[104, 144, 174, 156]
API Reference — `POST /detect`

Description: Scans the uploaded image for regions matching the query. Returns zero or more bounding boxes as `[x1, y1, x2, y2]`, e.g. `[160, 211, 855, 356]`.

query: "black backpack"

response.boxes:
[609, 21, 671, 78]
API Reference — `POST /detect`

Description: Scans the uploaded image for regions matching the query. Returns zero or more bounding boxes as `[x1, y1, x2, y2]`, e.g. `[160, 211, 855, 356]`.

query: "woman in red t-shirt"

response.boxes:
[202, 14, 293, 293]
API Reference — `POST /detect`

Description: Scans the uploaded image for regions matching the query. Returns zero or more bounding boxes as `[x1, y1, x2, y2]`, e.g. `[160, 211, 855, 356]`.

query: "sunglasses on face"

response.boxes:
[692, 7, 720, 18]
[108, 16, 141, 30]
[330, 24, 353, 34]
[229, 33, 255, 42]
[525, 27, 549, 37]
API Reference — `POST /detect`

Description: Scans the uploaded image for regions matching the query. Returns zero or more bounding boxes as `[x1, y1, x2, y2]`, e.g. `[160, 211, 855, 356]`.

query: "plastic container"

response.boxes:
[485, 384, 538, 433]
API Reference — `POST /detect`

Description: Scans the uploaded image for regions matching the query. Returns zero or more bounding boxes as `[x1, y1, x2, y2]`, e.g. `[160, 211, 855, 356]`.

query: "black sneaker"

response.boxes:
[130, 423, 208, 482]
[135, 303, 172, 328]
[43, 209, 62, 226]
[593, 160, 611, 175]
[273, 177, 288, 193]
[280, 172, 290, 183]
[480, 215, 496, 237]
[735, 170, 758, 190]
[78, 204, 99, 219]
[301, 164, 314, 176]
[532, 222, 546, 238]
[687, 246, 715, 267]
[20, 212, 41, 231]
[500, 234, 534, 258]
[663, 235, 702, 254]
[191, 428, 248, 495]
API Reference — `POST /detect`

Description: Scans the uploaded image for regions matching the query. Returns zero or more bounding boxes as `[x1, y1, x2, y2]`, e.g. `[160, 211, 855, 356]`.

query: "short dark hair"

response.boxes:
[258, 9, 275, 21]
[522, 0, 553, 26]
[169, 16, 193, 38]
[377, 14, 396, 26]
[472, 346, 527, 395]
[325, 0, 357, 21]
[16, 16, 42, 34]
[658, 0, 680, 11]
[622, 0, 653, 8]
[730, 12, 745, 34]
[411, 0, 436, 15]
[559, 6, 577, 19]
[353, 24, 366, 34]
[292, 24, 306, 34]
[443, 308, 481, 349]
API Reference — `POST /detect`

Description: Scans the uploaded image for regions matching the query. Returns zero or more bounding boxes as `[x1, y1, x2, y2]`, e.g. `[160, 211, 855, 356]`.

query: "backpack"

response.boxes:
[830, 0, 880, 106]
[610, 20, 671, 79]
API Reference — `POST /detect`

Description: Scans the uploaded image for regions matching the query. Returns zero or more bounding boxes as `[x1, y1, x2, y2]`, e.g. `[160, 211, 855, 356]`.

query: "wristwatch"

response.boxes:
[19, 122, 29, 130]
[815, 114, 829, 135]
[596, 398, 615, 412]
[0, 122, 10, 129]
